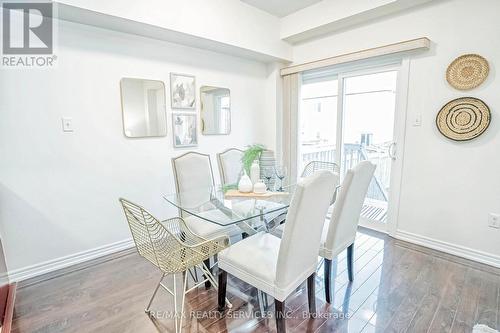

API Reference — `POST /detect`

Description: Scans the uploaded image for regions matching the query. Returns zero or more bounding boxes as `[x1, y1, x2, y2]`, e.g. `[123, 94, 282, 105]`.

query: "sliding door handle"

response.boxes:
[388, 142, 397, 160]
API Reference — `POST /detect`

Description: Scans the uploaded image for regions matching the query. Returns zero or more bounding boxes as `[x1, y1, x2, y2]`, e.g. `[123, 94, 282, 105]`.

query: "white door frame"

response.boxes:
[335, 59, 410, 235]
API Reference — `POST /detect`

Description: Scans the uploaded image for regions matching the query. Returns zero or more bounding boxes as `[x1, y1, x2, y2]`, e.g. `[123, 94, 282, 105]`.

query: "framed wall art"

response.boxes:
[170, 73, 196, 110]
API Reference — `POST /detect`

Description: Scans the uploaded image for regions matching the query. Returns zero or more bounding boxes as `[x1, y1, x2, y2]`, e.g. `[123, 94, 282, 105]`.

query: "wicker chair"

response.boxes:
[272, 161, 340, 233]
[119, 198, 230, 333]
[302, 161, 339, 206]
[301, 161, 338, 178]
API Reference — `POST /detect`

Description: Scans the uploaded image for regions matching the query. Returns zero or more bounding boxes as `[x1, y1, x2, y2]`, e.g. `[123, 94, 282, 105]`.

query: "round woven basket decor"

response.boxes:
[436, 97, 491, 141]
[446, 54, 489, 90]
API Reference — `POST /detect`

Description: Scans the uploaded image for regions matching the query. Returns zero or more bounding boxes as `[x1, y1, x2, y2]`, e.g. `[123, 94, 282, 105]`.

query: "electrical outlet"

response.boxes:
[488, 213, 500, 229]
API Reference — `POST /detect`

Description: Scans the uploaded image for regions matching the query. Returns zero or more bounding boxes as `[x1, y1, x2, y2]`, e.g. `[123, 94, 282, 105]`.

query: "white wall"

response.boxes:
[0, 19, 276, 274]
[56, 0, 291, 61]
[292, 0, 500, 260]
[280, 0, 435, 43]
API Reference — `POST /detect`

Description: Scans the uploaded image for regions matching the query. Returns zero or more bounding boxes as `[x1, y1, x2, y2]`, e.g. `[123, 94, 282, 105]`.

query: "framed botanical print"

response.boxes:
[170, 73, 196, 109]
[172, 113, 198, 148]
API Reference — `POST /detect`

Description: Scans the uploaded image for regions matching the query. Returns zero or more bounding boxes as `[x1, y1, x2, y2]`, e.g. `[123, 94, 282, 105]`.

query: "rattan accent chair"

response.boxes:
[119, 198, 230, 333]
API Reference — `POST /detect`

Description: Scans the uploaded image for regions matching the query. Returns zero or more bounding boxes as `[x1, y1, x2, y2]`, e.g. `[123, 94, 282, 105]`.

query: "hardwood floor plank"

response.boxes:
[315, 243, 410, 333]
[368, 247, 432, 331]
[473, 270, 499, 330]
[497, 283, 500, 330]
[383, 256, 449, 332]
[402, 258, 461, 333]
[424, 261, 468, 333]
[450, 268, 484, 333]
[11, 230, 500, 333]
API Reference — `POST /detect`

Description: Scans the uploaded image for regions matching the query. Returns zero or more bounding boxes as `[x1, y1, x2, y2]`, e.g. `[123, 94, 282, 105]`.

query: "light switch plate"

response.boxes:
[413, 114, 422, 127]
[488, 213, 500, 229]
[62, 117, 74, 132]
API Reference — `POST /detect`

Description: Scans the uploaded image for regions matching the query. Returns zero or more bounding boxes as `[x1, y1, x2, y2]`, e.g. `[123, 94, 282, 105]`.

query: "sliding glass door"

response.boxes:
[299, 78, 338, 171]
[339, 69, 398, 230]
[299, 63, 407, 232]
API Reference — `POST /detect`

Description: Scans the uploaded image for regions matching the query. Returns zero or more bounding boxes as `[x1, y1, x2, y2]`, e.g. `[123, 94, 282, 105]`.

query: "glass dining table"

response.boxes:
[163, 185, 296, 236]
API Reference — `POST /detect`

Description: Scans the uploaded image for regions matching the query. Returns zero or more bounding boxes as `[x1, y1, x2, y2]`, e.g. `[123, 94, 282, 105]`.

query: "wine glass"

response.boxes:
[274, 165, 287, 192]
[262, 167, 274, 191]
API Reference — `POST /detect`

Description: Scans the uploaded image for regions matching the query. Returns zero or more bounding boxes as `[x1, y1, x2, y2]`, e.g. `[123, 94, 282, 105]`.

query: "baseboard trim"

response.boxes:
[394, 230, 500, 269]
[0, 273, 8, 287]
[8, 238, 135, 283]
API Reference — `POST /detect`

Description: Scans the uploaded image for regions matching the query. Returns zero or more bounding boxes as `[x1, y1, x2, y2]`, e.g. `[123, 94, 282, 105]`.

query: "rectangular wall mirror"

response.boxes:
[120, 78, 167, 138]
[200, 86, 231, 135]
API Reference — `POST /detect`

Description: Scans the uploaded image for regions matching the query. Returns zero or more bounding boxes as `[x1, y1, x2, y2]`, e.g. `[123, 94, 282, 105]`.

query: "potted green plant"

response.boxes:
[242, 144, 265, 174]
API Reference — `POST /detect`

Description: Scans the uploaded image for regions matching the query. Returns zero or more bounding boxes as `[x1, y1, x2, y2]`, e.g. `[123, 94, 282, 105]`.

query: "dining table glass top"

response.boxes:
[163, 186, 296, 227]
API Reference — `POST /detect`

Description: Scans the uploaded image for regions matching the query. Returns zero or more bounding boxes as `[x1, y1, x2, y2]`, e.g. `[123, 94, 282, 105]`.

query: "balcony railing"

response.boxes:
[301, 142, 390, 202]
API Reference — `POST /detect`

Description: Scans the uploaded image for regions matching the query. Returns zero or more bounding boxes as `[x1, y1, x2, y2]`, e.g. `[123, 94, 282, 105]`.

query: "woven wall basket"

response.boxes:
[446, 54, 489, 90]
[436, 97, 491, 141]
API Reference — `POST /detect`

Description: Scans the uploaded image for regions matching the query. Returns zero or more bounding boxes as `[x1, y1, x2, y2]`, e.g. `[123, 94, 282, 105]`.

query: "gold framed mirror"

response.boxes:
[200, 86, 231, 135]
[120, 78, 167, 138]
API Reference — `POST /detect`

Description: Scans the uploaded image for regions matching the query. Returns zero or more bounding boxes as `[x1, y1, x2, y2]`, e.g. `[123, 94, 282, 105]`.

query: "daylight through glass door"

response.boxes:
[340, 70, 398, 226]
[299, 68, 399, 230]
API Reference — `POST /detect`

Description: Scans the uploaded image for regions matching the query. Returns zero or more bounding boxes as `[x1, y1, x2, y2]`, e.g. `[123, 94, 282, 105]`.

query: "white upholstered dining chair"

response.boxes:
[217, 170, 337, 333]
[172, 152, 241, 286]
[320, 160, 376, 303]
[171, 152, 240, 240]
[216, 148, 244, 186]
[301, 160, 340, 209]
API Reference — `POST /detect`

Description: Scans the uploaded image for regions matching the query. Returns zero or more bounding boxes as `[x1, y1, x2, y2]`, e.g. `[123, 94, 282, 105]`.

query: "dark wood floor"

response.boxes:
[12, 229, 500, 333]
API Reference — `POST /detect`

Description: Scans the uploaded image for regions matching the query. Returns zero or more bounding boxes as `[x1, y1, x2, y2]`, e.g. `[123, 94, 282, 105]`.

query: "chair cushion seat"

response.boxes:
[218, 232, 290, 300]
[184, 213, 240, 239]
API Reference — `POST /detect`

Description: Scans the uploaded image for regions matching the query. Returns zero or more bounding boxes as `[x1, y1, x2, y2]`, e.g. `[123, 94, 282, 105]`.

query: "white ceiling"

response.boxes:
[240, 0, 322, 17]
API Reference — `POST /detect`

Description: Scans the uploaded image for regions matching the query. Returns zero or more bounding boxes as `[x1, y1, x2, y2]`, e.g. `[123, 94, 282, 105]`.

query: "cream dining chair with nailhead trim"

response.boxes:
[171, 152, 241, 240]
[172, 152, 241, 286]
[119, 198, 231, 333]
[216, 148, 270, 233]
[217, 148, 244, 187]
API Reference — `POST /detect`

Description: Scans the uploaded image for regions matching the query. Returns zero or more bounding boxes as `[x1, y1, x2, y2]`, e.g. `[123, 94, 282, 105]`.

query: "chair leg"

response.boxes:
[203, 258, 211, 288]
[145, 273, 165, 313]
[347, 243, 354, 282]
[324, 258, 332, 303]
[307, 273, 316, 314]
[218, 269, 227, 312]
[178, 272, 189, 333]
[274, 299, 286, 333]
[173, 273, 179, 333]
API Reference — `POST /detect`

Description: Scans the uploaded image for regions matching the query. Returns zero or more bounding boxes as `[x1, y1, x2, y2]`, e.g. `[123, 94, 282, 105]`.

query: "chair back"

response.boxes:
[301, 161, 338, 178]
[217, 148, 244, 186]
[120, 198, 226, 274]
[276, 170, 337, 289]
[301, 160, 340, 205]
[324, 161, 376, 253]
[172, 152, 215, 216]
[119, 198, 162, 269]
